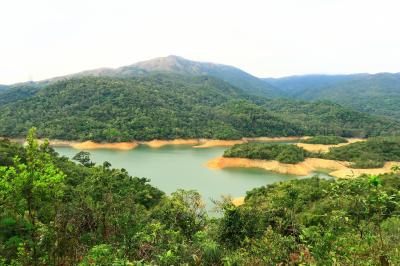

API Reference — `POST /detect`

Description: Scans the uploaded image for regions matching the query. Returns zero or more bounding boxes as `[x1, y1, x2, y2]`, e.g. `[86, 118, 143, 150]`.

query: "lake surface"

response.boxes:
[55, 144, 326, 210]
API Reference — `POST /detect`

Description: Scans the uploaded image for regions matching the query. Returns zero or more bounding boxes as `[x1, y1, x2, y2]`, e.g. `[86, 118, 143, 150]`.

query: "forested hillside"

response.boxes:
[0, 74, 399, 141]
[268, 73, 400, 120]
[1, 132, 399, 265]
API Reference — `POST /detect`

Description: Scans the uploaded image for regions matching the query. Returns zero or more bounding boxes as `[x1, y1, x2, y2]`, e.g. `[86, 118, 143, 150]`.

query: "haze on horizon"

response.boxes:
[1, 0, 400, 84]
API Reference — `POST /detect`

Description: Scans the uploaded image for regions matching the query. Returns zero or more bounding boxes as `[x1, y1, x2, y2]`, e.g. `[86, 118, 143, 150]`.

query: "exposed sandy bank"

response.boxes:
[329, 162, 398, 178]
[194, 139, 245, 148]
[231, 196, 245, 206]
[71, 141, 138, 150]
[296, 138, 366, 153]
[206, 157, 397, 178]
[244, 136, 308, 142]
[143, 139, 201, 148]
[207, 157, 345, 176]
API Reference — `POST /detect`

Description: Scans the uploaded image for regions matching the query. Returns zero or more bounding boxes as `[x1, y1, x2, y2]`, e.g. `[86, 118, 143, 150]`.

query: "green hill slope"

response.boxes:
[0, 74, 398, 141]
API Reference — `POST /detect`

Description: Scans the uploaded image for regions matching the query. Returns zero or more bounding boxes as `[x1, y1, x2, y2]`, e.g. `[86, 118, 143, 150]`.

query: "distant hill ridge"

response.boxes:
[266, 72, 400, 119]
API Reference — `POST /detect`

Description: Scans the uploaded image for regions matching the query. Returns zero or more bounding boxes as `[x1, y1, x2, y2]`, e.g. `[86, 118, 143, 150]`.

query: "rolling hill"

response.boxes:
[267, 73, 400, 119]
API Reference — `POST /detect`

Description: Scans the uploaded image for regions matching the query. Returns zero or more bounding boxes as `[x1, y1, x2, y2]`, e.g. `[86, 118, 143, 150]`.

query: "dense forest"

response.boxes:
[1, 74, 399, 142]
[224, 137, 400, 169]
[1, 130, 399, 265]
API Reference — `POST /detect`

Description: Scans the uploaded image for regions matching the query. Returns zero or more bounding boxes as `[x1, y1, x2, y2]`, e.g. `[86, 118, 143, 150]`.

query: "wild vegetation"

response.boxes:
[1, 131, 399, 265]
[300, 135, 348, 145]
[223, 143, 309, 164]
[1, 75, 399, 142]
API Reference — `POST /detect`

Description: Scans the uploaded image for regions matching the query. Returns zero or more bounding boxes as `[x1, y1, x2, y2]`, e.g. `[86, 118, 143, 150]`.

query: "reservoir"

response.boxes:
[55, 144, 324, 210]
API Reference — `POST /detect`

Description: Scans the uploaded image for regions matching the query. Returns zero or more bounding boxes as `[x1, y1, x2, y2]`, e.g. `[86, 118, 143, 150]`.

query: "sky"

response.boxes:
[0, 0, 399, 84]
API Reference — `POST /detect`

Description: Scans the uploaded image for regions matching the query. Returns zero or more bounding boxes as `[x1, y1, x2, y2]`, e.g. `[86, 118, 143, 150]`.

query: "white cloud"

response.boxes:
[0, 0, 399, 84]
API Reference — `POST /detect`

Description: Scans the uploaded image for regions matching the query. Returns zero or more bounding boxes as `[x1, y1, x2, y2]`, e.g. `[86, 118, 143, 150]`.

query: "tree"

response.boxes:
[73, 151, 95, 167]
[0, 128, 65, 265]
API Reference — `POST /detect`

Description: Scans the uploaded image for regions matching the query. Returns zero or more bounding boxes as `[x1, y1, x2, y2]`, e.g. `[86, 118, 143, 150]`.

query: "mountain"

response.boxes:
[0, 74, 398, 141]
[267, 73, 400, 119]
[65, 55, 281, 98]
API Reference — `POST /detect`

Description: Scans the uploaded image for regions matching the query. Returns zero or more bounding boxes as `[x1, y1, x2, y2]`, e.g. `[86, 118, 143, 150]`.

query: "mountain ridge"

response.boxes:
[40, 55, 281, 98]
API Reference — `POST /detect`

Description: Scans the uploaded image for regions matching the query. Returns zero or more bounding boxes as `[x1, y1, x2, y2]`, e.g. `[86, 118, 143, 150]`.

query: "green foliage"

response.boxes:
[0, 128, 65, 265]
[300, 135, 348, 144]
[224, 143, 308, 164]
[78, 244, 133, 266]
[151, 189, 207, 238]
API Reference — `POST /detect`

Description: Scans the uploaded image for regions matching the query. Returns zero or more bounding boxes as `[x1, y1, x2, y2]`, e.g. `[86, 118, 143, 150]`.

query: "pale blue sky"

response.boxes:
[0, 0, 399, 84]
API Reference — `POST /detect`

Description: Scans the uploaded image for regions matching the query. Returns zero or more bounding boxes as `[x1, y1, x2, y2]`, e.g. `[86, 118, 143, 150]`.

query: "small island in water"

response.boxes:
[208, 136, 400, 178]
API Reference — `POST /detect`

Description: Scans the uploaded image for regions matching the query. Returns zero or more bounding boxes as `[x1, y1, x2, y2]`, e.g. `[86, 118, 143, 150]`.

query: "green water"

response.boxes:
[54, 144, 325, 209]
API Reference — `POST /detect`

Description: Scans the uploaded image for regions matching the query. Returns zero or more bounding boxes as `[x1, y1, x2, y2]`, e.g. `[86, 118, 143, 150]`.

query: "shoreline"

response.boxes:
[2, 136, 308, 150]
[206, 157, 398, 178]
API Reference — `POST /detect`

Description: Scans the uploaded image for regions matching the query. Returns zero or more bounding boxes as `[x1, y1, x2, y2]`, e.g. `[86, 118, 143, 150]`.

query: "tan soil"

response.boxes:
[143, 139, 201, 148]
[296, 138, 366, 153]
[71, 141, 138, 150]
[193, 139, 245, 148]
[244, 136, 308, 142]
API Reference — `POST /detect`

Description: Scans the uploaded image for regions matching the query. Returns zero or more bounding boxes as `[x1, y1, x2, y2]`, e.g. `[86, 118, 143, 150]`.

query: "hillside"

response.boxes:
[267, 73, 400, 119]
[60, 55, 281, 98]
[0, 74, 399, 141]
